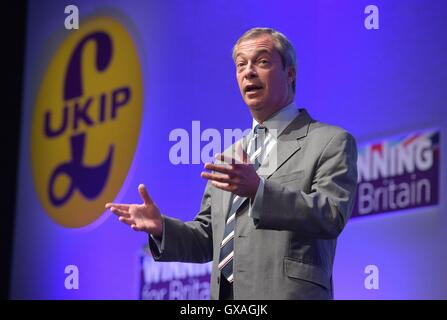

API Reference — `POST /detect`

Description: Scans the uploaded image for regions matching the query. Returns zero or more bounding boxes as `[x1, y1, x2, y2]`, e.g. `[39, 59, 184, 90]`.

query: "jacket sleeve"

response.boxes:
[250, 131, 358, 239]
[148, 181, 214, 263]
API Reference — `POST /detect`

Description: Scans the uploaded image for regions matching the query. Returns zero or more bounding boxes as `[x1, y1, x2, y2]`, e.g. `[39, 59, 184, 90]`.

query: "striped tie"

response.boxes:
[218, 125, 266, 284]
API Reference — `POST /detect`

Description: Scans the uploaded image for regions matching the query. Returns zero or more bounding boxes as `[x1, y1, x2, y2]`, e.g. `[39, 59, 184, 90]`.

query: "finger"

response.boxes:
[215, 153, 241, 165]
[110, 207, 131, 218]
[138, 184, 153, 205]
[201, 171, 232, 183]
[118, 216, 134, 226]
[235, 140, 249, 164]
[105, 203, 131, 211]
[204, 163, 234, 174]
[211, 180, 234, 192]
[131, 224, 145, 231]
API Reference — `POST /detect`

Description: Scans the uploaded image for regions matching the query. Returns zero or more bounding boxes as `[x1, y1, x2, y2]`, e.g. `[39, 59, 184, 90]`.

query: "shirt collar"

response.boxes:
[252, 101, 300, 137]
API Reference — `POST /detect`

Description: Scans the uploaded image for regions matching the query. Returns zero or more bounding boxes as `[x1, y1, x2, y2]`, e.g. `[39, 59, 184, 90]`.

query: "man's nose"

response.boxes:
[245, 62, 257, 79]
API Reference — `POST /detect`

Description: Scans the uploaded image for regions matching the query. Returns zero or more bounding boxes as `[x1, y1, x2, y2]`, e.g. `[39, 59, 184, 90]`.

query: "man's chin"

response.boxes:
[244, 98, 265, 110]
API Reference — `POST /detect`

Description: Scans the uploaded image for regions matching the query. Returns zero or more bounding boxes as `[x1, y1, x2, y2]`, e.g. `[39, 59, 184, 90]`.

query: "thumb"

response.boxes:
[235, 140, 249, 164]
[138, 184, 153, 205]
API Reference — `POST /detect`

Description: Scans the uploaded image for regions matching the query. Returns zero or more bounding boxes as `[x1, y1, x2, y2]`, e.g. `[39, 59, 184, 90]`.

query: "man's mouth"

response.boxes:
[244, 84, 264, 94]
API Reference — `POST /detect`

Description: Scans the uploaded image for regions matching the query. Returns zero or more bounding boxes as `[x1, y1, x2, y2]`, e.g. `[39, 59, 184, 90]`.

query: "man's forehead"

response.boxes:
[236, 35, 276, 57]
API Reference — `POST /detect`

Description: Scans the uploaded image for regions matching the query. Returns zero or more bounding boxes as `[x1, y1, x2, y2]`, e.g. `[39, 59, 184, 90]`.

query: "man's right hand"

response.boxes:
[105, 184, 163, 238]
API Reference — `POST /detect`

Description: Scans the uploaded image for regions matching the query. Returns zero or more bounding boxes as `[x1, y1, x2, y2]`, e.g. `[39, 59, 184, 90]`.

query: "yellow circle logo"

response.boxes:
[31, 16, 143, 228]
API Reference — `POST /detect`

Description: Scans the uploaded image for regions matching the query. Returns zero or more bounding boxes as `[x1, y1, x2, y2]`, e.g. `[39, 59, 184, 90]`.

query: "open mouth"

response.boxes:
[244, 84, 264, 94]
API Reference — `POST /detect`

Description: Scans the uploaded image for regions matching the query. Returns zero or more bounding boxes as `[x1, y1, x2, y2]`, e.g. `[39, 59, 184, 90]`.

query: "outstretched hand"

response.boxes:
[105, 184, 163, 238]
[201, 141, 260, 199]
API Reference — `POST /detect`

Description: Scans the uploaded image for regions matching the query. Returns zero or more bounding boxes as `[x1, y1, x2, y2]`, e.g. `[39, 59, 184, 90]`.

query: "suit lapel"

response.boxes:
[221, 190, 232, 219]
[261, 108, 313, 179]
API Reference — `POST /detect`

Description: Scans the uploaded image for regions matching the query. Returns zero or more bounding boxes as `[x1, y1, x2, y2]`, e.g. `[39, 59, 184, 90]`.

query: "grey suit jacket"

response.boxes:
[149, 108, 358, 300]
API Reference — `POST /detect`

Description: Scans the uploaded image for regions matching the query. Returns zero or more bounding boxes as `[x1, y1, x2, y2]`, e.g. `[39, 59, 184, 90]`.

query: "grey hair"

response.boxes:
[232, 27, 297, 93]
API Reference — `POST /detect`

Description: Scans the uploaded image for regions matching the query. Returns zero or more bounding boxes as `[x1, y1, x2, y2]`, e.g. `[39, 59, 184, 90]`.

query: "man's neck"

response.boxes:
[252, 98, 294, 124]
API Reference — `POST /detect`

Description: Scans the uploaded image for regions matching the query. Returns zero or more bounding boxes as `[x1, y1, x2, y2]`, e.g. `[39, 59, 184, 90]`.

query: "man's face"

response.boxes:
[235, 34, 294, 120]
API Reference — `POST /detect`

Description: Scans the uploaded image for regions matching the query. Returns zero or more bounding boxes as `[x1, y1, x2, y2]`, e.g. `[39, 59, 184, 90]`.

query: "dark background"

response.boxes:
[1, 1, 26, 300]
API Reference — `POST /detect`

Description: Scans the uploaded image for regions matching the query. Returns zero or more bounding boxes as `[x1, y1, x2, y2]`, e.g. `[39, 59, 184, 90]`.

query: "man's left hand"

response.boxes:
[201, 141, 260, 199]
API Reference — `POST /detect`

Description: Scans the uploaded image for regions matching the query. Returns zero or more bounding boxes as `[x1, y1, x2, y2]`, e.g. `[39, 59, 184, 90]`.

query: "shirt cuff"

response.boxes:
[150, 234, 162, 251]
[249, 177, 265, 219]
[149, 216, 165, 255]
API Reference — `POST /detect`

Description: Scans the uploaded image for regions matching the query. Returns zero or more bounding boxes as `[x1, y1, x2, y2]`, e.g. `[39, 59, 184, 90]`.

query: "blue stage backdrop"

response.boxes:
[11, 0, 447, 299]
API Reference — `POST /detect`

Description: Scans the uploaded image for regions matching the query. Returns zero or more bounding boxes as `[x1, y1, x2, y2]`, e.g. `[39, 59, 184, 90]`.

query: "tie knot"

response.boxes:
[254, 124, 266, 134]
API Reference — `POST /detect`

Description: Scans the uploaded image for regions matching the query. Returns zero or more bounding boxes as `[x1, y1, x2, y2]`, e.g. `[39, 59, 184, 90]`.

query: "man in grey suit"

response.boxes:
[106, 27, 358, 300]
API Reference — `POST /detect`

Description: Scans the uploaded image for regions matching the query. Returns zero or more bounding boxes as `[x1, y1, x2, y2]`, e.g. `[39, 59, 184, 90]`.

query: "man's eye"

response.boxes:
[259, 59, 269, 65]
[237, 62, 246, 68]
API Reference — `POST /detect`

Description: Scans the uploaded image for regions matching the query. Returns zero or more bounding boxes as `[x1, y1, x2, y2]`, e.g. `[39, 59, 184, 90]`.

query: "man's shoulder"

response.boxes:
[307, 120, 356, 145]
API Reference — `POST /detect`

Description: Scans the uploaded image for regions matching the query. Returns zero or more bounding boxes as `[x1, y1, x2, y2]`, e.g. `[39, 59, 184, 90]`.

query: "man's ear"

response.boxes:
[287, 66, 296, 86]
